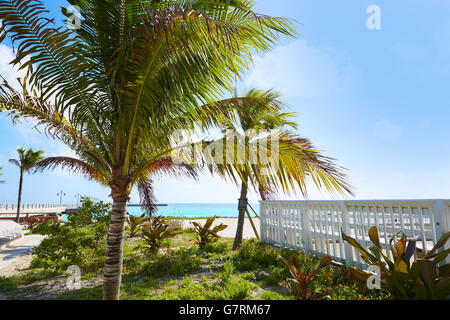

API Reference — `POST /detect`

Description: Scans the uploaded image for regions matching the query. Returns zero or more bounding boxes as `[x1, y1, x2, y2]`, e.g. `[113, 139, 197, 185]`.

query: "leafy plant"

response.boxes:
[192, 217, 227, 250]
[126, 213, 147, 237]
[139, 216, 180, 255]
[232, 239, 279, 271]
[342, 226, 450, 300]
[142, 248, 201, 277]
[280, 255, 332, 300]
[31, 198, 110, 272]
[24, 217, 41, 232]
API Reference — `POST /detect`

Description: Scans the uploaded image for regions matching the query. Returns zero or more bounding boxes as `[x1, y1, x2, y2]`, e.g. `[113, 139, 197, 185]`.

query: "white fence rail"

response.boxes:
[0, 204, 69, 210]
[260, 200, 450, 268]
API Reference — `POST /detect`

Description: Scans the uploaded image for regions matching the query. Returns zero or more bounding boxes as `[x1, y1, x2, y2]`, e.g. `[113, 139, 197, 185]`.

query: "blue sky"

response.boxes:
[1, 0, 450, 205]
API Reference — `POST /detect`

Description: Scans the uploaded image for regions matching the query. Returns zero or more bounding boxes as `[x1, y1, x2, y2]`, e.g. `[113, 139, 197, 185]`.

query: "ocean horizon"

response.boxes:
[127, 203, 260, 218]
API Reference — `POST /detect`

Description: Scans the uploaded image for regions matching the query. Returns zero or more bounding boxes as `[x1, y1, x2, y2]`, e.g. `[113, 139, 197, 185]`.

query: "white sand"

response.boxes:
[181, 217, 260, 239]
[0, 235, 45, 277]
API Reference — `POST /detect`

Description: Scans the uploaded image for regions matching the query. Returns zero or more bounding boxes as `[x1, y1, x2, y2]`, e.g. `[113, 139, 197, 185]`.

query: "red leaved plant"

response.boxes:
[280, 255, 332, 300]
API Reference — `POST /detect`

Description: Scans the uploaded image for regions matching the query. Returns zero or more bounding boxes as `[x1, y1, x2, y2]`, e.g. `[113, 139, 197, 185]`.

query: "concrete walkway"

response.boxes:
[0, 235, 45, 273]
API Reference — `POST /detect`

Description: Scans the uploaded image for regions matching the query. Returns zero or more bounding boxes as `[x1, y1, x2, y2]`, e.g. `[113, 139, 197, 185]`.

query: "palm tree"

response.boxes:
[0, 167, 5, 183]
[216, 89, 353, 249]
[8, 147, 45, 223]
[0, 0, 350, 299]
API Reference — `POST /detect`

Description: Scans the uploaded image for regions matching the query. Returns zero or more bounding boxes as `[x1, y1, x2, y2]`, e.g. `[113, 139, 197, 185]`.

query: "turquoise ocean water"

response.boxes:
[127, 203, 260, 218]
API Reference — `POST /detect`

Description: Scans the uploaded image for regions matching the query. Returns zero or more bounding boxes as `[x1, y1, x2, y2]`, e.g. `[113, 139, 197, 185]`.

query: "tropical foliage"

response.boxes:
[32, 198, 110, 272]
[342, 226, 450, 300]
[8, 147, 45, 223]
[126, 213, 147, 238]
[0, 0, 352, 299]
[139, 216, 181, 255]
[0, 167, 5, 183]
[192, 217, 227, 250]
[280, 255, 332, 300]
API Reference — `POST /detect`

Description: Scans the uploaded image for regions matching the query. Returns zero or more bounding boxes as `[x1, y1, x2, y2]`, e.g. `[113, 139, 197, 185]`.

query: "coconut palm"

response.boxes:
[0, 0, 298, 300]
[0, 0, 351, 300]
[214, 89, 353, 249]
[8, 147, 45, 223]
[0, 167, 5, 183]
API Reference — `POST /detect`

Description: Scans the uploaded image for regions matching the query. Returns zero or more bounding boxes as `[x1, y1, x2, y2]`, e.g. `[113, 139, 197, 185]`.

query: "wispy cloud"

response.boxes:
[0, 44, 26, 89]
[245, 39, 358, 99]
[372, 118, 403, 141]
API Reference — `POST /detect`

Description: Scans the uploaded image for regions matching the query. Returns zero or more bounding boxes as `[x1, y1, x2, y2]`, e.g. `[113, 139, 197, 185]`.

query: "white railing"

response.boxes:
[0, 204, 69, 210]
[260, 200, 450, 268]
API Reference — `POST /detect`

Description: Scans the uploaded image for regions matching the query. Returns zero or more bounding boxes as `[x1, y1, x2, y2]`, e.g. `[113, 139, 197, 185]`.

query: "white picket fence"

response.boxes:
[260, 200, 450, 268]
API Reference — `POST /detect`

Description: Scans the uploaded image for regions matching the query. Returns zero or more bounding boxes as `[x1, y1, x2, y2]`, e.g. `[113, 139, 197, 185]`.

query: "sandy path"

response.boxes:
[0, 235, 45, 277]
[181, 217, 260, 239]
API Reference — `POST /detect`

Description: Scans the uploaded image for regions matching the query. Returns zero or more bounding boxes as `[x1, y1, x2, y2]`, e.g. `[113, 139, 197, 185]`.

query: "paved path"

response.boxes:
[0, 235, 45, 272]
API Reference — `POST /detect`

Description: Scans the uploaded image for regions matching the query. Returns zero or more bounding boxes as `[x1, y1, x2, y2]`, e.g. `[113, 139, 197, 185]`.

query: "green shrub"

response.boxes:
[205, 241, 229, 254]
[233, 239, 279, 271]
[31, 197, 110, 272]
[0, 277, 19, 292]
[143, 248, 202, 277]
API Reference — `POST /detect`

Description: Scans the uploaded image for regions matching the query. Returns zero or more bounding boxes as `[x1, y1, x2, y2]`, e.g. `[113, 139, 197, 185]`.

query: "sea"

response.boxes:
[127, 203, 260, 218]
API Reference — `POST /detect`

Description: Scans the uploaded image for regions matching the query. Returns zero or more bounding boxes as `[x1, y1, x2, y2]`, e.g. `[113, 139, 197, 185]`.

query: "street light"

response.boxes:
[75, 193, 81, 207]
[57, 190, 66, 205]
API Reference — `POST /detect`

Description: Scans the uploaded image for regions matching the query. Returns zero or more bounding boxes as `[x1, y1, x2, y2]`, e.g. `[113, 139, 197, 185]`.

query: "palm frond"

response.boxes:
[33, 157, 107, 183]
[137, 178, 158, 216]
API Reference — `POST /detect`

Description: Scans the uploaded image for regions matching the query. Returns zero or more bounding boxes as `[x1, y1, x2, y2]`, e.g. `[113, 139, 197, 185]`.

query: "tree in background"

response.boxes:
[0, 0, 297, 300]
[218, 89, 353, 249]
[8, 147, 45, 223]
[0, 167, 5, 183]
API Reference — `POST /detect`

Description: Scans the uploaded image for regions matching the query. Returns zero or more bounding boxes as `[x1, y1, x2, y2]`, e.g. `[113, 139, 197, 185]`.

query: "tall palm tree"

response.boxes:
[0, 167, 5, 183]
[8, 147, 45, 223]
[0, 0, 351, 299]
[217, 89, 353, 249]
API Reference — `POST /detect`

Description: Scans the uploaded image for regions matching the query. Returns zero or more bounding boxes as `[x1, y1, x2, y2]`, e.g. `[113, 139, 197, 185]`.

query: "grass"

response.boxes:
[0, 227, 384, 300]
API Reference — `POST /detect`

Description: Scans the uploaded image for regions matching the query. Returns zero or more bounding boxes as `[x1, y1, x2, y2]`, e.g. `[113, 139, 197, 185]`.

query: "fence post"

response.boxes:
[301, 202, 312, 252]
[259, 202, 265, 243]
[434, 200, 450, 265]
[277, 202, 284, 247]
[341, 202, 353, 267]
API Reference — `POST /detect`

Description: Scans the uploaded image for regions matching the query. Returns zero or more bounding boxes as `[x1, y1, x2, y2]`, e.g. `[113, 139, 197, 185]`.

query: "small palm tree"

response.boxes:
[0, 167, 5, 183]
[9, 147, 45, 223]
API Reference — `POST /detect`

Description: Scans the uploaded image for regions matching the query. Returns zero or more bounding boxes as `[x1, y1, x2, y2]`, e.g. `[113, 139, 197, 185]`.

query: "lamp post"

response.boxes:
[75, 193, 81, 207]
[57, 190, 66, 205]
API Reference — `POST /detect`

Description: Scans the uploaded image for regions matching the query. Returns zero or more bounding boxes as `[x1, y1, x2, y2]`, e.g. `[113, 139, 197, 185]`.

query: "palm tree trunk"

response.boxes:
[103, 181, 129, 300]
[233, 173, 249, 250]
[15, 170, 23, 224]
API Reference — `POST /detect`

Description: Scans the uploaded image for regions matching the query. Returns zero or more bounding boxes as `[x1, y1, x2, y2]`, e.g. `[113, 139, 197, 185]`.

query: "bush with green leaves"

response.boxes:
[232, 239, 280, 271]
[31, 198, 110, 272]
[142, 248, 202, 277]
